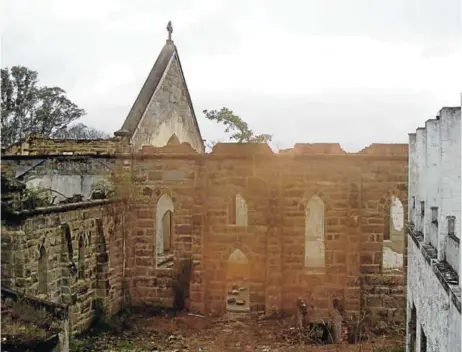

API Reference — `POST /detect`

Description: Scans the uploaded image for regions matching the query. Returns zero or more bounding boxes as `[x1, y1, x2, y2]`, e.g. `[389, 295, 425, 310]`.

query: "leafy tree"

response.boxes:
[203, 107, 272, 144]
[1, 66, 88, 146]
[53, 122, 110, 140]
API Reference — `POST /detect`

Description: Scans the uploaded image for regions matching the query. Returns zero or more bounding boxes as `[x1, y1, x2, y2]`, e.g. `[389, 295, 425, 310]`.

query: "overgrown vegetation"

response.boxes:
[89, 299, 135, 334]
[21, 187, 53, 209]
[203, 107, 272, 144]
[280, 323, 335, 345]
[90, 180, 115, 200]
[1, 297, 61, 344]
[348, 310, 405, 346]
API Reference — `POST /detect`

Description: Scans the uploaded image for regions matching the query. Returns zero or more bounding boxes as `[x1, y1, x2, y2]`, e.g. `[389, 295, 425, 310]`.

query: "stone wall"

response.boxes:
[1, 140, 409, 337]
[1, 200, 127, 334]
[122, 142, 408, 332]
[2, 156, 114, 202]
[4, 134, 127, 156]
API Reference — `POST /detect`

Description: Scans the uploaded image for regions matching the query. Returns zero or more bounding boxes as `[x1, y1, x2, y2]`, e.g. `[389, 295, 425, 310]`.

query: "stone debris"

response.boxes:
[69, 311, 402, 351]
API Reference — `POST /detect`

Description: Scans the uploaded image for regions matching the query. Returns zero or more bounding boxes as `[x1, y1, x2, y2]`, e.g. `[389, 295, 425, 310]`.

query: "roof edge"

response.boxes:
[173, 46, 205, 152]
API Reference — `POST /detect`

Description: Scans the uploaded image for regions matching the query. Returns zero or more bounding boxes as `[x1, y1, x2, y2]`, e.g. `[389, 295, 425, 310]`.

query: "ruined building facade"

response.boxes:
[406, 106, 461, 352]
[1, 31, 409, 340]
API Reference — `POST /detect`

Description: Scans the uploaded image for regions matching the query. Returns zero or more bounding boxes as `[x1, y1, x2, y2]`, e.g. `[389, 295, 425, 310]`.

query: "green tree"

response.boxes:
[1, 66, 87, 147]
[53, 122, 110, 139]
[203, 107, 272, 144]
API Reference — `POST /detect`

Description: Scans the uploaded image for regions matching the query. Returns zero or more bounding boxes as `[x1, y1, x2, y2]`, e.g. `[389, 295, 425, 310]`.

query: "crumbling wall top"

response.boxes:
[3, 134, 127, 156]
[210, 143, 274, 156]
[279, 143, 346, 155]
[357, 143, 408, 156]
[140, 142, 198, 155]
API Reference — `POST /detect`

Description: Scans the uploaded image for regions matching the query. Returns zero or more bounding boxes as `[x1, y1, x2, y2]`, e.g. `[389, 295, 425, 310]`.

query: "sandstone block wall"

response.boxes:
[1, 200, 127, 334]
[122, 142, 408, 329]
[1, 141, 409, 335]
[4, 135, 127, 156]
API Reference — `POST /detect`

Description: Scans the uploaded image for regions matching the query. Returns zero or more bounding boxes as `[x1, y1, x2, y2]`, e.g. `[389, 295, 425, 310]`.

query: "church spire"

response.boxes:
[166, 21, 173, 43]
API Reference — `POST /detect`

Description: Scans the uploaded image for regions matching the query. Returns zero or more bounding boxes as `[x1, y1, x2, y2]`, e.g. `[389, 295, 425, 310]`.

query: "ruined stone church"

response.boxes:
[1, 22, 409, 342]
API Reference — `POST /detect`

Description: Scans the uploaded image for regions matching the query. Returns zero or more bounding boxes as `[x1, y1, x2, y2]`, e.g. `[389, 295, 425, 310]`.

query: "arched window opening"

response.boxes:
[304, 195, 325, 268]
[162, 210, 173, 253]
[78, 235, 85, 280]
[156, 194, 174, 268]
[230, 193, 248, 226]
[382, 196, 404, 272]
[167, 134, 181, 145]
[38, 246, 48, 294]
[226, 249, 250, 312]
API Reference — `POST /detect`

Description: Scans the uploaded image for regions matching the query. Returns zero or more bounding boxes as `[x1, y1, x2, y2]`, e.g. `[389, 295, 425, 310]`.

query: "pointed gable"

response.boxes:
[118, 28, 204, 154]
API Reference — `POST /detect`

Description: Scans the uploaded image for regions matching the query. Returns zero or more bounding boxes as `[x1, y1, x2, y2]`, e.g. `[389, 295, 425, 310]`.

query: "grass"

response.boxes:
[1, 297, 61, 344]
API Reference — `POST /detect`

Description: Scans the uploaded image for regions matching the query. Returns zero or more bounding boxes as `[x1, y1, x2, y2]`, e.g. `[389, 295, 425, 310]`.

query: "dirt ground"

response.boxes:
[72, 311, 404, 352]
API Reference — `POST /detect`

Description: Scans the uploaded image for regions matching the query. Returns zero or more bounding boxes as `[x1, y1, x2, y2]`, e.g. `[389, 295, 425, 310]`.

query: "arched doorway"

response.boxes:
[226, 249, 250, 312]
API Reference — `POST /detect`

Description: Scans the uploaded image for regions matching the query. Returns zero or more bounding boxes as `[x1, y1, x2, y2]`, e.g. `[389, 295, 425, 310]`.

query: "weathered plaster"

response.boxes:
[424, 119, 440, 248]
[131, 56, 204, 153]
[407, 106, 461, 352]
[406, 237, 460, 352]
[438, 107, 461, 269]
[408, 134, 417, 226]
[3, 158, 113, 202]
[415, 128, 426, 234]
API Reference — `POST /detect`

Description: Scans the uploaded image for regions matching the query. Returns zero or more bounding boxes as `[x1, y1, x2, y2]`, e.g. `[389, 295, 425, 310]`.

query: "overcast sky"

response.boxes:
[2, 0, 461, 151]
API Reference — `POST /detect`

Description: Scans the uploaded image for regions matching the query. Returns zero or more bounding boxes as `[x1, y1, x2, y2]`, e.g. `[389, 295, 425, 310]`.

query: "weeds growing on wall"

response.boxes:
[90, 180, 115, 200]
[21, 187, 52, 209]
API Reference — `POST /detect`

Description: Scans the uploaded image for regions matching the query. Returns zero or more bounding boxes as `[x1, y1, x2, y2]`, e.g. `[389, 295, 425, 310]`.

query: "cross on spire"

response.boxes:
[166, 21, 173, 42]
